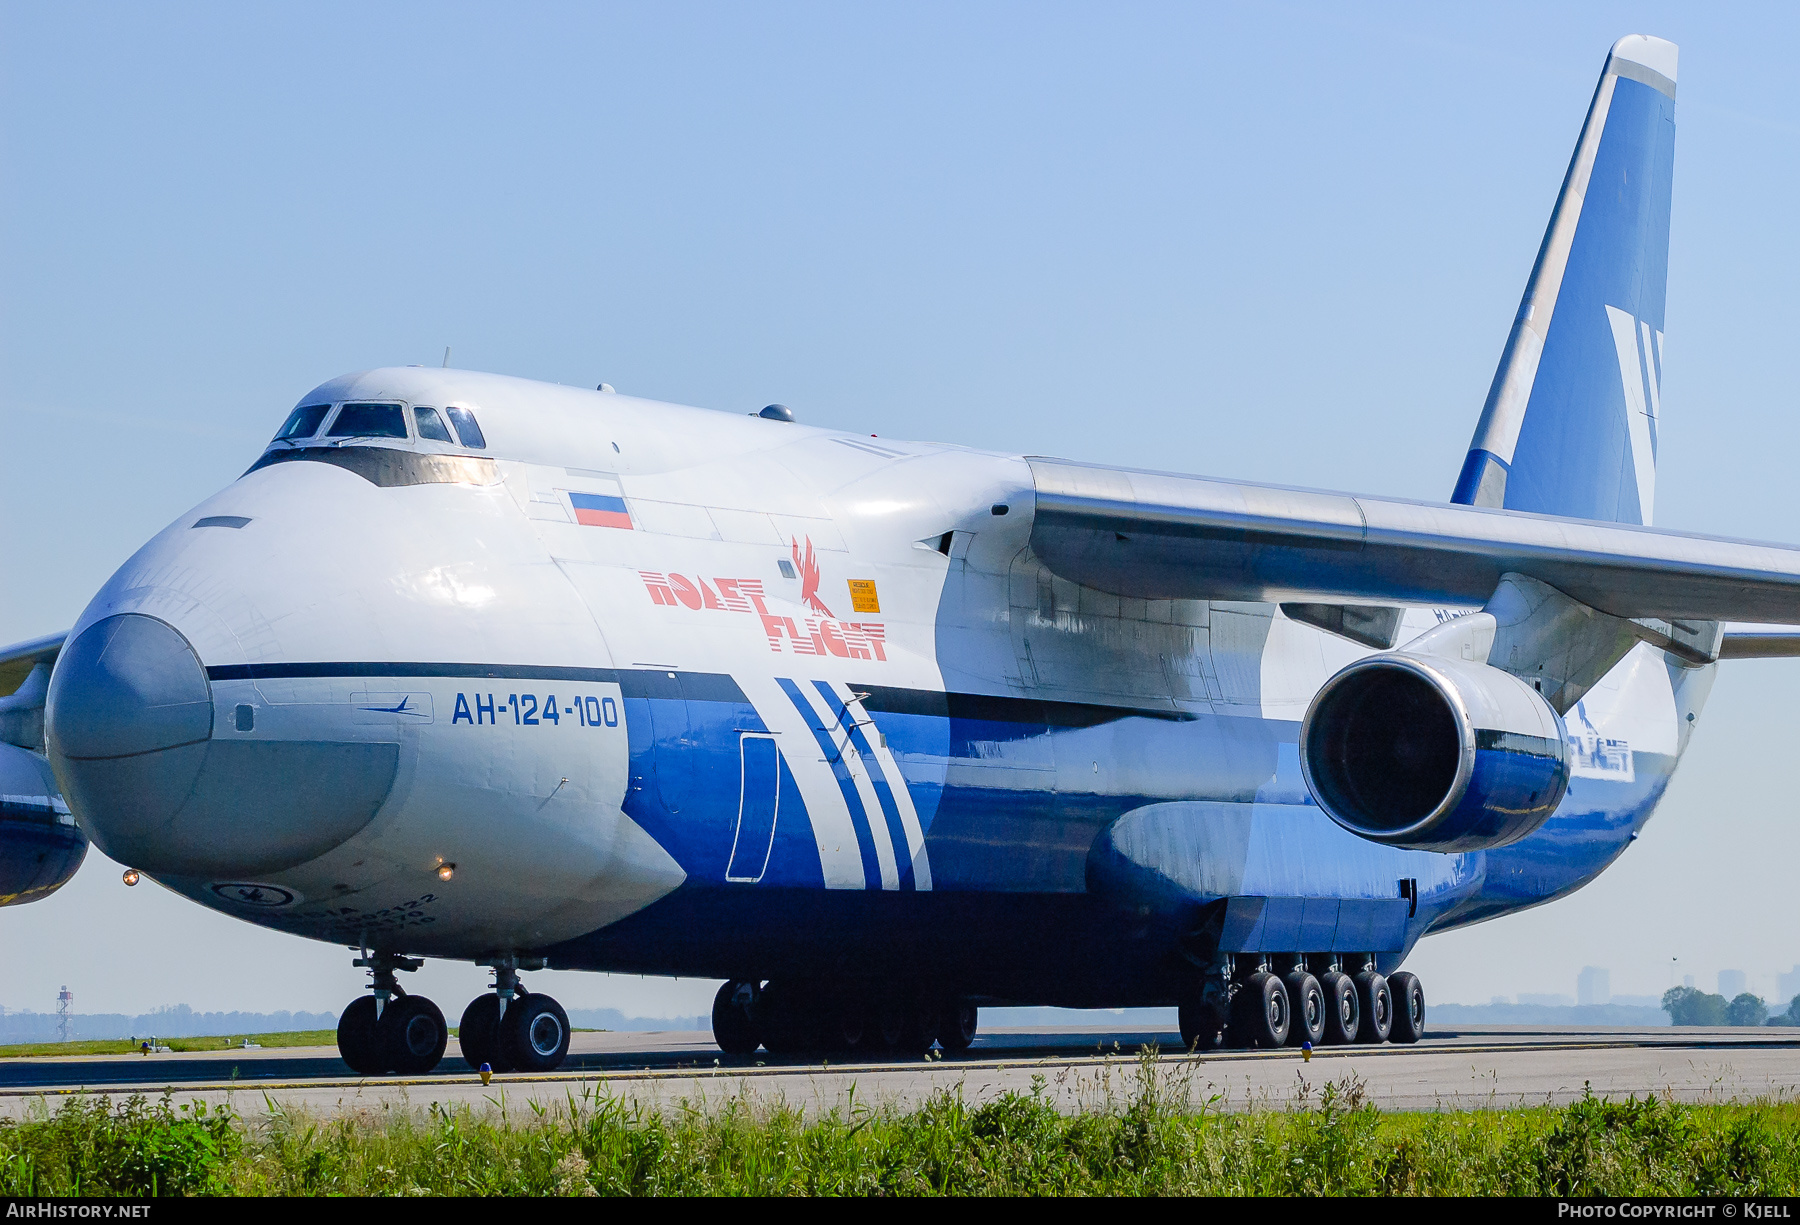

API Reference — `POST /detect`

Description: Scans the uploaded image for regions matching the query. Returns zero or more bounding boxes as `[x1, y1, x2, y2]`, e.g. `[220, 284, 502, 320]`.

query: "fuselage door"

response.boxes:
[726, 733, 781, 882]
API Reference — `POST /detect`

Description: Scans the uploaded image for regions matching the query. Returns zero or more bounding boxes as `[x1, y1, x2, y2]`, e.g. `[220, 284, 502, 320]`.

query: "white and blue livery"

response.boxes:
[5, 35, 1797, 1073]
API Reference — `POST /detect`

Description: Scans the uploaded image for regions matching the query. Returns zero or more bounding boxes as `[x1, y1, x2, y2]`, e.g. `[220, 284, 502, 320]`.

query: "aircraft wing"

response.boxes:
[0, 632, 64, 699]
[1026, 459, 1800, 625]
[1717, 626, 1800, 659]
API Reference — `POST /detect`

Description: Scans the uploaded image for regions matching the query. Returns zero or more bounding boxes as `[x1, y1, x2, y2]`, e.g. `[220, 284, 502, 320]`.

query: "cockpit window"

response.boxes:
[414, 406, 453, 443]
[274, 404, 331, 441]
[445, 406, 487, 449]
[327, 402, 408, 439]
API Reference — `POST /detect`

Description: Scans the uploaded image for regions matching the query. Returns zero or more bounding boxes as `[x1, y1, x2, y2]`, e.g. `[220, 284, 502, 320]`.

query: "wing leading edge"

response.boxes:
[0, 633, 63, 700]
[1025, 458, 1800, 626]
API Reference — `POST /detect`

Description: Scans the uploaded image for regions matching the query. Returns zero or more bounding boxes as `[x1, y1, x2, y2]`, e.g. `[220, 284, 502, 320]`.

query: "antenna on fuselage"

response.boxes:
[442, 346, 452, 368]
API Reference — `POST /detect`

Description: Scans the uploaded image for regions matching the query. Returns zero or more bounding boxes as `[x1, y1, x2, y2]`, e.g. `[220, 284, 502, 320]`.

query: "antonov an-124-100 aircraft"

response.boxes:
[4, 35, 1797, 1074]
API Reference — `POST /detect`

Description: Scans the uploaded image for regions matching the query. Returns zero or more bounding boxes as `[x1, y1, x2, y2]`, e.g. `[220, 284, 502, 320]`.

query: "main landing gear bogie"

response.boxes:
[1186, 958, 1425, 1053]
[335, 955, 572, 1078]
[456, 963, 571, 1074]
[711, 979, 979, 1060]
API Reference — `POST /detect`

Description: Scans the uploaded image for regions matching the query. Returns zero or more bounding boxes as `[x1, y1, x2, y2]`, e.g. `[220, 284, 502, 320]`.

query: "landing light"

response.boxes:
[122, 869, 140, 887]
[437, 863, 456, 882]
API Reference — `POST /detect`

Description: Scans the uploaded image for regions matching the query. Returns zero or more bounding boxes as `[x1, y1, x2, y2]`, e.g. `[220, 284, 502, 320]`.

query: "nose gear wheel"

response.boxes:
[381, 995, 448, 1074]
[337, 952, 445, 1076]
[502, 993, 571, 1072]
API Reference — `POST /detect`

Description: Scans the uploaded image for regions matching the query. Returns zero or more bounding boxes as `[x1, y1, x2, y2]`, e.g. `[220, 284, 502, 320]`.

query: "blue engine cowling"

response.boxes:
[1298, 653, 1569, 852]
[0, 742, 89, 906]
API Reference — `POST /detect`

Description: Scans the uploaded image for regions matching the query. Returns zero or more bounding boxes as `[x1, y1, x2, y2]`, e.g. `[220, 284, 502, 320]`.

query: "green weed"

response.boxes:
[1, 1062, 1797, 1196]
[0, 1030, 341, 1058]
[0, 1092, 239, 1195]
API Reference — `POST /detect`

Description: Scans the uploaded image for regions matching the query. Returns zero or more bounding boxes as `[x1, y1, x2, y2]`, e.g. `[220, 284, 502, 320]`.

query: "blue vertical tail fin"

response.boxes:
[1452, 35, 1677, 525]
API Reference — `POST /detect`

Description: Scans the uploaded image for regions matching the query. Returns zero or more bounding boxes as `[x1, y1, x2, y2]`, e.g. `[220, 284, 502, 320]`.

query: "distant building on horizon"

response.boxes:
[1779, 967, 1800, 1008]
[1719, 969, 1747, 1000]
[1518, 993, 1575, 1007]
[1577, 966, 1611, 1007]
[1684, 974, 1696, 990]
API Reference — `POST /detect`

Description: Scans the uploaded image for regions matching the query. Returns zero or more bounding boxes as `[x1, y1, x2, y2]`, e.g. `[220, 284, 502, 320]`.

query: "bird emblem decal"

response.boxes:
[792, 535, 834, 617]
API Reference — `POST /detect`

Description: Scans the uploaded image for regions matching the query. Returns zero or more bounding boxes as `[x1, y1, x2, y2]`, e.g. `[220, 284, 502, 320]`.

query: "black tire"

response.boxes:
[938, 1001, 978, 1052]
[502, 992, 571, 1072]
[1284, 972, 1326, 1047]
[381, 994, 448, 1075]
[1353, 971, 1393, 1044]
[865, 998, 905, 1053]
[711, 980, 761, 1056]
[1388, 971, 1425, 1044]
[458, 994, 512, 1073]
[1320, 971, 1359, 1045]
[1233, 971, 1290, 1048]
[1178, 992, 1227, 1051]
[756, 981, 816, 1056]
[337, 995, 387, 1076]
[820, 992, 867, 1050]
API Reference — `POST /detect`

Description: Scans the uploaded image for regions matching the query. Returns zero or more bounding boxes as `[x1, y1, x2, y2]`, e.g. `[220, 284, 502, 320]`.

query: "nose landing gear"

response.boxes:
[336, 996, 385, 1076]
[457, 960, 571, 1074]
[384, 995, 450, 1074]
[336, 951, 449, 1076]
[503, 993, 572, 1072]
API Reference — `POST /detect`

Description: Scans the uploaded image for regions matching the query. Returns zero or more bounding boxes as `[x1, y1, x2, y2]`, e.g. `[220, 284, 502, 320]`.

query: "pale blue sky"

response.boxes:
[4, 3, 1798, 1017]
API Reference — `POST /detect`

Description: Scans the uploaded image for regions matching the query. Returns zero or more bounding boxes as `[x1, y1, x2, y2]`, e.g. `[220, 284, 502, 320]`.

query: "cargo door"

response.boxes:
[726, 732, 782, 882]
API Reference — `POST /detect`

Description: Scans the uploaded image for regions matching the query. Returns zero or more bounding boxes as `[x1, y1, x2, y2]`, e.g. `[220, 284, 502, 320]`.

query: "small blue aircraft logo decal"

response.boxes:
[350, 692, 433, 722]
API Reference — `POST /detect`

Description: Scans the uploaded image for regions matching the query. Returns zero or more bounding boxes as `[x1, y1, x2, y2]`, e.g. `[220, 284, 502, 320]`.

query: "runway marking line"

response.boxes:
[4, 1035, 1795, 1100]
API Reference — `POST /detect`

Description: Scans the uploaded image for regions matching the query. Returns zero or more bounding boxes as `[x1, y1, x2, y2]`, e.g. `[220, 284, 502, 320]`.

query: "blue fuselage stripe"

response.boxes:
[776, 677, 882, 890]
[812, 680, 915, 890]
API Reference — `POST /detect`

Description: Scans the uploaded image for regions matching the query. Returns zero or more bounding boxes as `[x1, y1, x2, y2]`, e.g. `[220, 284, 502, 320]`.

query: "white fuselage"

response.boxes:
[47, 367, 1705, 998]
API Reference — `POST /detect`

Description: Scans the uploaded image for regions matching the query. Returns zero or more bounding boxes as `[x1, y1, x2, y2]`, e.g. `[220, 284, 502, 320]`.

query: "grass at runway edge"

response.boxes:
[0, 1031, 341, 1059]
[2, 1055, 1797, 1196]
[0, 1029, 619, 1059]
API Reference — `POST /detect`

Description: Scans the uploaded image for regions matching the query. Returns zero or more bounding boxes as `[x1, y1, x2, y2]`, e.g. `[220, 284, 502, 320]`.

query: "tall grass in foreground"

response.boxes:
[1, 1054, 1796, 1196]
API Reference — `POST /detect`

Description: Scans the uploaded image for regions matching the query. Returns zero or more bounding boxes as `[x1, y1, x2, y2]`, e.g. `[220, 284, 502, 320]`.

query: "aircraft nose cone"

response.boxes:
[48, 611, 399, 879]
[46, 614, 215, 871]
[49, 614, 213, 759]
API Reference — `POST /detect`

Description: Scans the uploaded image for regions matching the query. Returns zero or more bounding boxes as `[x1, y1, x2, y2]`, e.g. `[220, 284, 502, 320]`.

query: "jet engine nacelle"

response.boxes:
[0, 741, 88, 906]
[1298, 653, 1569, 853]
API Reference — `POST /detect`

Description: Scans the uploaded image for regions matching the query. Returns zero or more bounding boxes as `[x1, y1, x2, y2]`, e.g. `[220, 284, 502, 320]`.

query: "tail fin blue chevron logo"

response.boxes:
[1606, 305, 1663, 525]
[1453, 35, 1676, 526]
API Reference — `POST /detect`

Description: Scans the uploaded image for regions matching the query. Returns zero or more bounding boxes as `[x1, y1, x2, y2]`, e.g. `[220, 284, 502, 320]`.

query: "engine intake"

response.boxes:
[1299, 654, 1569, 852]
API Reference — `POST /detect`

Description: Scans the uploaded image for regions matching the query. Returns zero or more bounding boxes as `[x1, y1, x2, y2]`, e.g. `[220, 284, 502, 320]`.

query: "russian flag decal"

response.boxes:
[569, 491, 634, 529]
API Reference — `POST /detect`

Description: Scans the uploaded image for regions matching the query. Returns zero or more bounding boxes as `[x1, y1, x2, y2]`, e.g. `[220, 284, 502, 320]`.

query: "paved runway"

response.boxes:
[2, 1026, 1796, 1118]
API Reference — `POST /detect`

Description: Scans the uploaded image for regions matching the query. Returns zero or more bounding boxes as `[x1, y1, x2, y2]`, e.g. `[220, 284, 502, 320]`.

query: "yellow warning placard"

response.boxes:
[847, 579, 880, 613]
